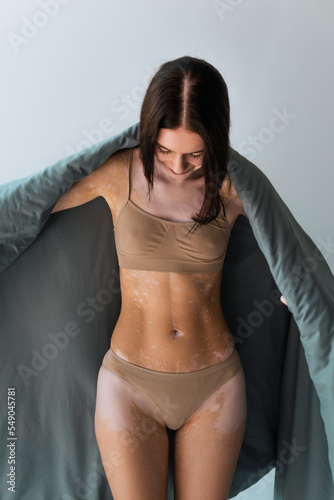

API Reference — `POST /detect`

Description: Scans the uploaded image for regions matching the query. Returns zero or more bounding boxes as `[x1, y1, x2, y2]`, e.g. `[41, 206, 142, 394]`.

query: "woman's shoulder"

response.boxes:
[51, 148, 131, 214]
[220, 173, 248, 220]
[99, 147, 130, 173]
[89, 147, 129, 181]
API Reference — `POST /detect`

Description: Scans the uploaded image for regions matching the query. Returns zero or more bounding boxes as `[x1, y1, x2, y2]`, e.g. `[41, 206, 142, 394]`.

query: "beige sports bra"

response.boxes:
[114, 148, 231, 273]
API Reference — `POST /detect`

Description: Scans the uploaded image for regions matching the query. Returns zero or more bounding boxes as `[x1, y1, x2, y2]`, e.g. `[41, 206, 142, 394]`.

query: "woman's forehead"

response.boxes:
[156, 127, 205, 153]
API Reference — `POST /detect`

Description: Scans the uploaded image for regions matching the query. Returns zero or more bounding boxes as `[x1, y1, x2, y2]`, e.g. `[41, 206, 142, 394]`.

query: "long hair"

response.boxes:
[139, 55, 230, 233]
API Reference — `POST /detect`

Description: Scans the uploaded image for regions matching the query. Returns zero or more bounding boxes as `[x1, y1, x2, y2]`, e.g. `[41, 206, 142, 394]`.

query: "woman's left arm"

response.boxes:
[222, 176, 288, 307]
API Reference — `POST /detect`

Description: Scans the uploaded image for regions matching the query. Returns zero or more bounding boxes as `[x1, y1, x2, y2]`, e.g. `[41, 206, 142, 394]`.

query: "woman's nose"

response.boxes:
[171, 155, 187, 173]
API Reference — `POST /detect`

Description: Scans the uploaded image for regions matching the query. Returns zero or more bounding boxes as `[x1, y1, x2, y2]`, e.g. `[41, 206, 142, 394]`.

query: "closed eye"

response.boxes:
[157, 145, 203, 159]
[157, 146, 170, 155]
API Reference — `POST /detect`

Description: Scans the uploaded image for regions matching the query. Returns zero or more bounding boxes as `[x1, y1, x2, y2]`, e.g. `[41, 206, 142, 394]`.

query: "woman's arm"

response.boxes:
[51, 172, 101, 213]
[221, 174, 248, 231]
[222, 175, 288, 305]
[221, 174, 248, 218]
[51, 152, 123, 214]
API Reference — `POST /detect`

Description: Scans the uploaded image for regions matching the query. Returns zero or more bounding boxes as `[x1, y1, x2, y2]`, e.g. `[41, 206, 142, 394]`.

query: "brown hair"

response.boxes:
[139, 55, 231, 233]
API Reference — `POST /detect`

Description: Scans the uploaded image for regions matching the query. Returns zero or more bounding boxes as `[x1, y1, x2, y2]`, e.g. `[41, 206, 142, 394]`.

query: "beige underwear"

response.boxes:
[102, 347, 242, 431]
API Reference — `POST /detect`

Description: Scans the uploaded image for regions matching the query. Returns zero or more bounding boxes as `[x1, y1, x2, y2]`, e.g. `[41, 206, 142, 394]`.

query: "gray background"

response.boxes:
[1, 1, 333, 497]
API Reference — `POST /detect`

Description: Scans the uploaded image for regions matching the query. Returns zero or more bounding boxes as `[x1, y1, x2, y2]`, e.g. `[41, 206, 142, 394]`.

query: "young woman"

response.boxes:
[52, 56, 286, 500]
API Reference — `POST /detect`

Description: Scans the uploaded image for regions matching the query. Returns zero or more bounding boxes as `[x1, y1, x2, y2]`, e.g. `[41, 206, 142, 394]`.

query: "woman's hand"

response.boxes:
[280, 295, 288, 306]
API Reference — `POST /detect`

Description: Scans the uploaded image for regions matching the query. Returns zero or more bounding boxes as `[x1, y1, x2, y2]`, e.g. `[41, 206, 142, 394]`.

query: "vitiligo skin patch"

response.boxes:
[53, 146, 248, 499]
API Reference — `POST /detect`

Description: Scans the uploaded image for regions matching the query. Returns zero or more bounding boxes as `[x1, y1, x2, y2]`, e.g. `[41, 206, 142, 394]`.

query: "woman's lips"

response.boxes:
[167, 166, 193, 176]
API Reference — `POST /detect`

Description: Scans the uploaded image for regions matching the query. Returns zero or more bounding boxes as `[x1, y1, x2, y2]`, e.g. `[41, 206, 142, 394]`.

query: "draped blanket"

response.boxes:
[0, 122, 333, 500]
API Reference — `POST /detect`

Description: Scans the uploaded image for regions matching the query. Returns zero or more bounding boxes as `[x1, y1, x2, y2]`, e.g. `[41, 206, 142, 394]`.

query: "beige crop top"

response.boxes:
[114, 148, 231, 273]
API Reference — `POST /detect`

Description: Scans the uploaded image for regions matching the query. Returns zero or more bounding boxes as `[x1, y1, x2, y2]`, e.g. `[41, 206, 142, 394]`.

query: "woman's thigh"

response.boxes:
[173, 366, 247, 500]
[94, 365, 170, 500]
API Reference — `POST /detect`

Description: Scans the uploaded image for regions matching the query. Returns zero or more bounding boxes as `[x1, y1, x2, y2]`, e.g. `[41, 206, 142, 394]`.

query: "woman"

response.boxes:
[51, 56, 287, 499]
[1, 55, 332, 500]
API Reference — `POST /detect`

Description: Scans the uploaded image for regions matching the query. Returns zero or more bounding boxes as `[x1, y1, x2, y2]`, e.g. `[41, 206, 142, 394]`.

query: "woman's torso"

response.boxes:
[53, 146, 241, 373]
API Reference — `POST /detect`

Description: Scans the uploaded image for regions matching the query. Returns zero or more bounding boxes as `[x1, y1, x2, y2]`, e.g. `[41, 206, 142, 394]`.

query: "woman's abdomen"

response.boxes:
[109, 268, 235, 372]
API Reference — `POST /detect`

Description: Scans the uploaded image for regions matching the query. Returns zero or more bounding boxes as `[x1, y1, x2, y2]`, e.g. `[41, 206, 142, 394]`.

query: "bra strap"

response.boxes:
[128, 148, 133, 201]
[114, 148, 132, 228]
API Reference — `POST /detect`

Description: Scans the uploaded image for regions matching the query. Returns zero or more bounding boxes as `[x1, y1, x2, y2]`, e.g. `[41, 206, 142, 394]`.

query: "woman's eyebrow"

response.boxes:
[156, 142, 204, 154]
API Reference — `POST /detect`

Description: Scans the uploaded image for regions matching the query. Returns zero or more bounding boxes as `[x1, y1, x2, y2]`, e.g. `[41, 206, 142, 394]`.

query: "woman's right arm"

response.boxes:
[51, 172, 101, 213]
[51, 152, 122, 214]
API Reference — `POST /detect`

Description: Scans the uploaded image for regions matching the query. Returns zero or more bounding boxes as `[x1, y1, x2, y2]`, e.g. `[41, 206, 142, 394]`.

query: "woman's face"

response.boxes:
[155, 127, 205, 180]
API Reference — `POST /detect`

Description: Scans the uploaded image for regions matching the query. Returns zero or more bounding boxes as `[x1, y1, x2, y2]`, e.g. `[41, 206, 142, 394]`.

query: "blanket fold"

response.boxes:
[0, 122, 333, 500]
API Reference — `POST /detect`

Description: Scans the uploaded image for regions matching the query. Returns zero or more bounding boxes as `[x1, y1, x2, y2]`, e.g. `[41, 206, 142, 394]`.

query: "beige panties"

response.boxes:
[102, 347, 242, 431]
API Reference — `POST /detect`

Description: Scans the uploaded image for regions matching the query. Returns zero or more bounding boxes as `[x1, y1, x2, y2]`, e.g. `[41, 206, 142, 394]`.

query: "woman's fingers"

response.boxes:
[280, 295, 288, 306]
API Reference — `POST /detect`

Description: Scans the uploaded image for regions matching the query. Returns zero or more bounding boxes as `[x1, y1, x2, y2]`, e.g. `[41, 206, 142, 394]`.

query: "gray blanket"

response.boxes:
[0, 122, 333, 499]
